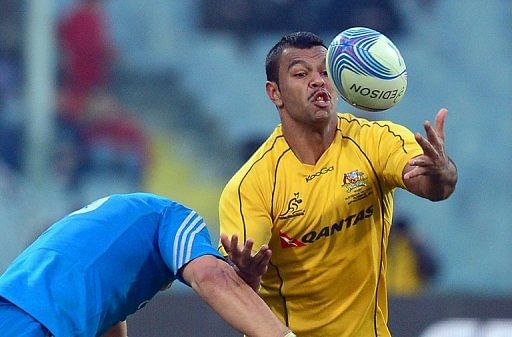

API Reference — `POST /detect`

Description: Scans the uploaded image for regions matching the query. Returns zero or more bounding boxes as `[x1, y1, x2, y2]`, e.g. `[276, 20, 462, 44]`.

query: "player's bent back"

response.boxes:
[0, 193, 221, 337]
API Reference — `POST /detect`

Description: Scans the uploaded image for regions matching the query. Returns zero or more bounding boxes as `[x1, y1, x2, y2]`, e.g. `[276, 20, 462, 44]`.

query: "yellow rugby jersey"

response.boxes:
[219, 113, 423, 337]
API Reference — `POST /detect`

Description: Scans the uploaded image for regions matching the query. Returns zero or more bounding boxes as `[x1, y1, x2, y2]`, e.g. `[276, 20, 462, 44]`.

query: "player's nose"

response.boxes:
[310, 72, 326, 87]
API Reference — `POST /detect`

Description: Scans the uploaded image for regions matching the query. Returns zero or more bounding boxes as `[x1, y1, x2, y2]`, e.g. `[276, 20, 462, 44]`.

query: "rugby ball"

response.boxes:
[326, 27, 407, 112]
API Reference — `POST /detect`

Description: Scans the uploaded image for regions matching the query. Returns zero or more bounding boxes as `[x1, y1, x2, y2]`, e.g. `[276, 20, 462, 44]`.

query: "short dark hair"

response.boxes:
[265, 32, 326, 84]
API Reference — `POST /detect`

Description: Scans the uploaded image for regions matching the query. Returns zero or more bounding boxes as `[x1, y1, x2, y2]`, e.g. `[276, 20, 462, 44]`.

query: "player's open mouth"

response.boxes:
[311, 91, 331, 107]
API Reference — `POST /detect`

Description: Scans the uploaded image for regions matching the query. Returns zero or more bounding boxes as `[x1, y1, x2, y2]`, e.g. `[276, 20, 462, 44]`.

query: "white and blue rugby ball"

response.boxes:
[326, 27, 407, 112]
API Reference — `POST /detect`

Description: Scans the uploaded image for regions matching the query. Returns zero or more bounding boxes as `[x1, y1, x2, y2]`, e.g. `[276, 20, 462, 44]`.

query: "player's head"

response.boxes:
[265, 32, 326, 86]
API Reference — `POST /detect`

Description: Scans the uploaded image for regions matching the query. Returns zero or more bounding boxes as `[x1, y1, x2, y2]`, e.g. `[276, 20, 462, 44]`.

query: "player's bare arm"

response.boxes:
[101, 321, 127, 337]
[403, 108, 458, 200]
[220, 233, 272, 291]
[181, 255, 291, 337]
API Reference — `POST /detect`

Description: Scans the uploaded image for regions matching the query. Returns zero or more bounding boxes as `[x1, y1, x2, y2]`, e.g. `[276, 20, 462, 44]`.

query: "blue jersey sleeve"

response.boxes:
[158, 202, 223, 284]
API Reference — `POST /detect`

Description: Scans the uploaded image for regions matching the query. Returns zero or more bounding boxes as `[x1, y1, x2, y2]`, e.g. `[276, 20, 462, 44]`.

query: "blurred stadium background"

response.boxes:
[0, 0, 511, 336]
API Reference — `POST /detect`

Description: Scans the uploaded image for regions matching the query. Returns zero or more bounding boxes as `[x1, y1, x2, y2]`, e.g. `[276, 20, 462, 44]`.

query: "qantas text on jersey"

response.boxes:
[301, 204, 374, 243]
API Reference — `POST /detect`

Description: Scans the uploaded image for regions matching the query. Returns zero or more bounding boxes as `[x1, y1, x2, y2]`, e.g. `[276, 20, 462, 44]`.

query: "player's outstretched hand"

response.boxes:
[221, 233, 272, 291]
[404, 108, 457, 200]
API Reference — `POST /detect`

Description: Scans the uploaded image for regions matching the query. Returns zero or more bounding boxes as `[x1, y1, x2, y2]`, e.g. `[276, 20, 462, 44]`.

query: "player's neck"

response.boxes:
[282, 122, 336, 165]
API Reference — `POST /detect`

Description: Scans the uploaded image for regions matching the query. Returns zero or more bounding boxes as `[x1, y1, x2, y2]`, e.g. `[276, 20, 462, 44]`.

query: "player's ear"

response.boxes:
[266, 81, 283, 108]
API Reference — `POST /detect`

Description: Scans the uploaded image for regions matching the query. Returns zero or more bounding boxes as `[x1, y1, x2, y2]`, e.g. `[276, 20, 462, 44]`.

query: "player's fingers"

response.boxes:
[415, 133, 439, 159]
[240, 239, 254, 263]
[243, 238, 254, 251]
[434, 108, 448, 140]
[423, 121, 444, 152]
[404, 166, 428, 180]
[409, 152, 450, 177]
[258, 249, 272, 272]
[220, 233, 230, 252]
[411, 153, 444, 168]
[252, 245, 270, 264]
[409, 156, 428, 167]
[229, 234, 240, 259]
[251, 248, 271, 274]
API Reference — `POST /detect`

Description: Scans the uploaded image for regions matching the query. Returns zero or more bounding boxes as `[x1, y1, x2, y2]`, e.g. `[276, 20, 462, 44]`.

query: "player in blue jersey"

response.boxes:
[0, 193, 295, 337]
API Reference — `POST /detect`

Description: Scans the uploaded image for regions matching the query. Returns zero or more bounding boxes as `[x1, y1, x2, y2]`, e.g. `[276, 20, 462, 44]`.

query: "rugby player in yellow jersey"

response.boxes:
[219, 32, 458, 337]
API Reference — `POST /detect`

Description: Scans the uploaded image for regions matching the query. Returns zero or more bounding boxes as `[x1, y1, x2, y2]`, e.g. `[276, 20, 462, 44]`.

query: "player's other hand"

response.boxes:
[221, 233, 271, 291]
[404, 107, 457, 200]
[406, 108, 450, 178]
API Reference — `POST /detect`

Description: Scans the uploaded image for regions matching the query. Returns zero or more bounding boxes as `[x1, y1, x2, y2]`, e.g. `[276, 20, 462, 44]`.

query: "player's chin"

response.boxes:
[311, 108, 335, 122]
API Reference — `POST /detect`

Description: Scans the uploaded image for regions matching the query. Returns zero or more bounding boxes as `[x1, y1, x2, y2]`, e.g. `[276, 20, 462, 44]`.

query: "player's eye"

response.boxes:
[294, 71, 306, 78]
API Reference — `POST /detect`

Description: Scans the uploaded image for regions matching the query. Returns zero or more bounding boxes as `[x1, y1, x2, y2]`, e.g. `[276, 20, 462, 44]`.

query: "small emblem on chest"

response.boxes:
[278, 192, 305, 219]
[342, 170, 368, 192]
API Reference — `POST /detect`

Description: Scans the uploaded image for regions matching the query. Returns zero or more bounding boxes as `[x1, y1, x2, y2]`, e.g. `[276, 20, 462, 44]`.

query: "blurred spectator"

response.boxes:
[58, 0, 117, 98]
[0, 0, 24, 173]
[0, 59, 24, 173]
[387, 216, 440, 296]
[199, 0, 252, 38]
[52, 88, 88, 192]
[53, 89, 150, 205]
[80, 89, 150, 187]
[52, 87, 151, 203]
[0, 1, 23, 58]
[55, 0, 152, 202]
[199, 0, 405, 40]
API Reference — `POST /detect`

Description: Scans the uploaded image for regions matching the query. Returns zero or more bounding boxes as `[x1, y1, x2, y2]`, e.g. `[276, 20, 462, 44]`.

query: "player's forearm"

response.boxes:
[101, 321, 127, 337]
[187, 257, 290, 337]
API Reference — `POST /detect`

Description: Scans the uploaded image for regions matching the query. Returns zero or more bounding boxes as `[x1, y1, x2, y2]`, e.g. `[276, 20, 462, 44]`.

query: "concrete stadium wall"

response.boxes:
[128, 290, 512, 337]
